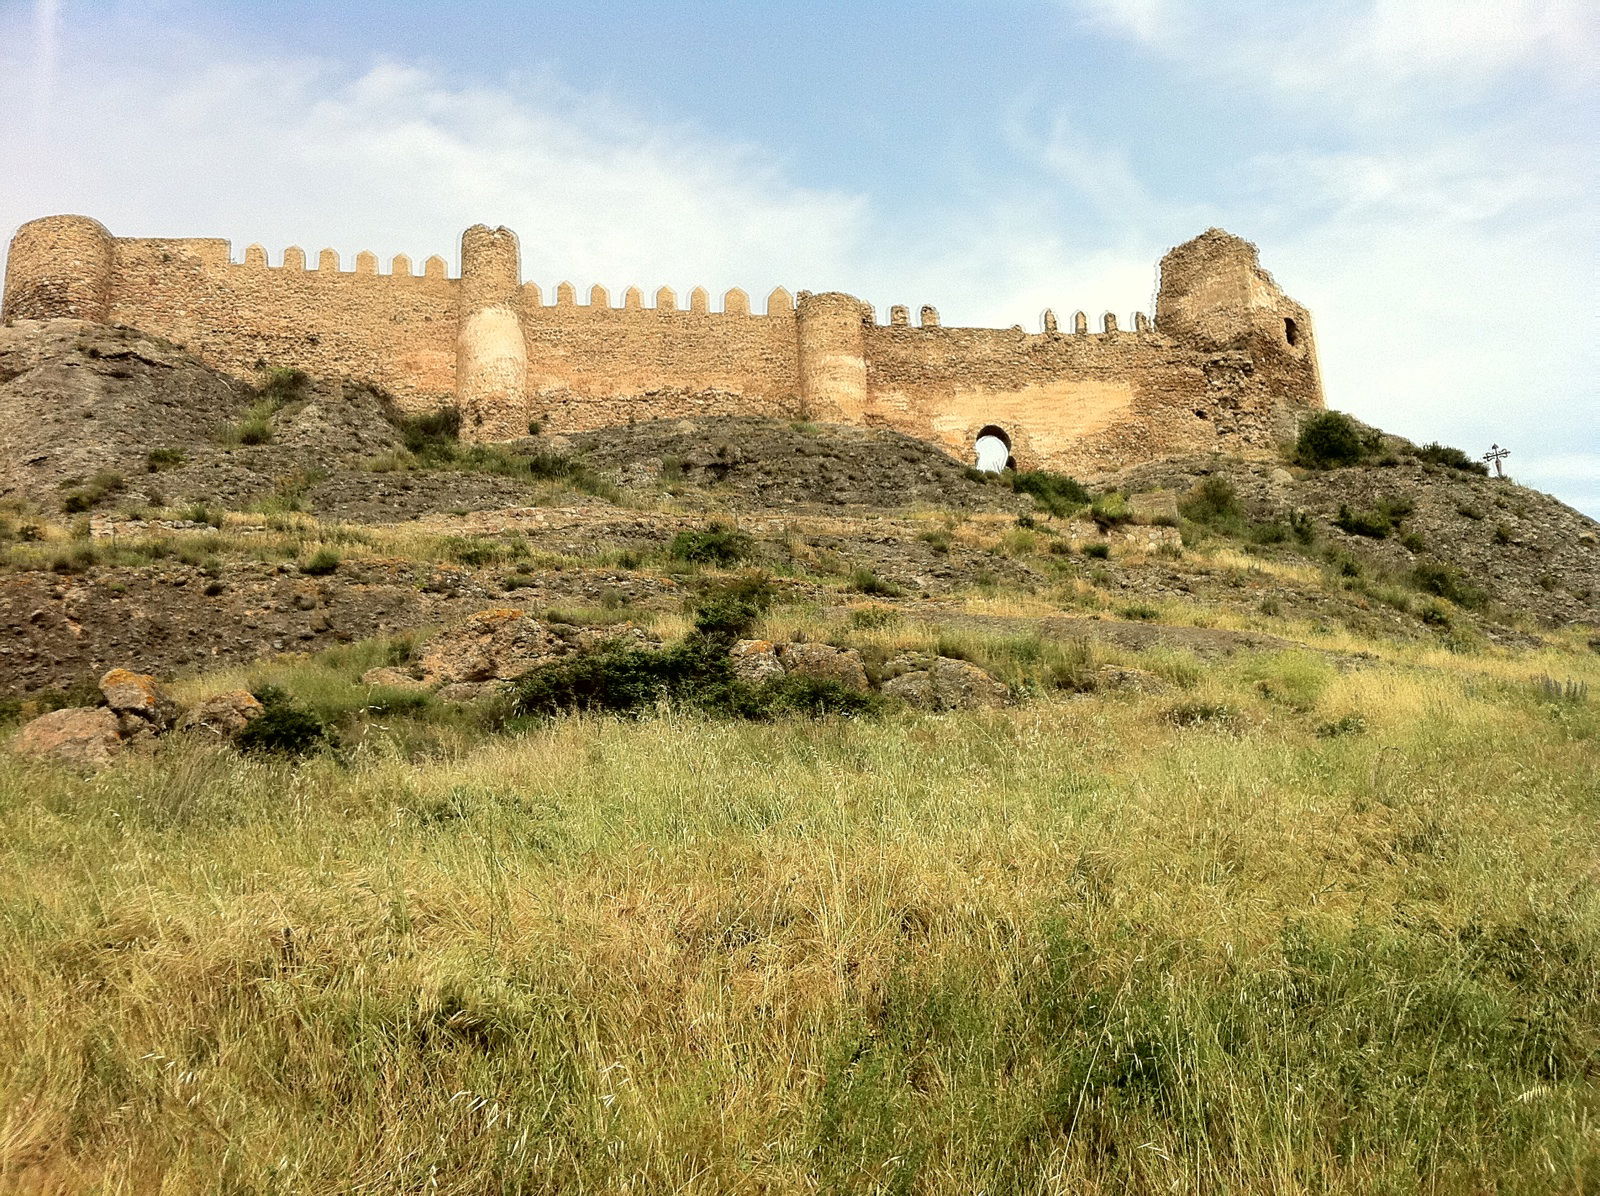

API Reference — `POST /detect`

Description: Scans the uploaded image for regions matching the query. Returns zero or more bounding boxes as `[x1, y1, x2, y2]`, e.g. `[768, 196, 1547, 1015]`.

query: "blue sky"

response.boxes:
[2, 0, 1595, 513]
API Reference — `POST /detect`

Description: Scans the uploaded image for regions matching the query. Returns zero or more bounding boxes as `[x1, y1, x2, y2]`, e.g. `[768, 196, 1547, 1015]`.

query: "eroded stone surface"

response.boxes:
[730, 640, 784, 684]
[882, 657, 1009, 710]
[418, 609, 562, 684]
[99, 668, 179, 730]
[775, 643, 870, 692]
[12, 706, 122, 768]
[177, 690, 265, 738]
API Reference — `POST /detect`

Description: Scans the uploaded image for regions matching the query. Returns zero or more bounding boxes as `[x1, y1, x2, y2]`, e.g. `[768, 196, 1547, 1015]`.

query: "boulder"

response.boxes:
[99, 668, 179, 730]
[730, 640, 784, 684]
[417, 609, 564, 684]
[417, 610, 662, 687]
[11, 707, 122, 768]
[1096, 665, 1171, 694]
[882, 657, 1009, 710]
[360, 666, 428, 690]
[775, 643, 870, 692]
[177, 690, 265, 738]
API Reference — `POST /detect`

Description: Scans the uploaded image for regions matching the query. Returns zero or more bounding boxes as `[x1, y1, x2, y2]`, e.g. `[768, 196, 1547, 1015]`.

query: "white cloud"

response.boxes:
[1076, 0, 1598, 108]
[0, 27, 868, 297]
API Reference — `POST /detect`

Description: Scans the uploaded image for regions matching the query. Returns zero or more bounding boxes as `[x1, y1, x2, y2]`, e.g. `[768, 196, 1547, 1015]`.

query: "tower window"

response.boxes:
[1284, 317, 1300, 347]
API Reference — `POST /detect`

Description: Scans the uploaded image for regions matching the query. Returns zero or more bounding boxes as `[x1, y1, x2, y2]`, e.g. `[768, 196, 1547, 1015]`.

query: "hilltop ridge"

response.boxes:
[0, 318, 1594, 696]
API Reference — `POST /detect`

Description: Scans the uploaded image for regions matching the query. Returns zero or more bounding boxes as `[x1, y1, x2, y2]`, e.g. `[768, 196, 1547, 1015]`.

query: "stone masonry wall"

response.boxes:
[861, 322, 1267, 477]
[108, 238, 459, 409]
[3, 216, 1324, 474]
[521, 292, 800, 434]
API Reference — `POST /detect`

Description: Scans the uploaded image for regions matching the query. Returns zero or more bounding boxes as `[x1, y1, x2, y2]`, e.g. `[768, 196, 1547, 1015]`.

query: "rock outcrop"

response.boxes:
[881, 656, 1010, 710]
[774, 643, 871, 692]
[176, 690, 265, 738]
[11, 706, 123, 768]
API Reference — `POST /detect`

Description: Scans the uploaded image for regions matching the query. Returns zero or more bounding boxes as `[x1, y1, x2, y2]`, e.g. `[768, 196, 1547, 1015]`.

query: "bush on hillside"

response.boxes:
[1413, 442, 1490, 475]
[1180, 477, 1243, 526]
[236, 685, 331, 756]
[668, 522, 755, 566]
[1412, 561, 1487, 610]
[1007, 470, 1091, 517]
[1294, 412, 1367, 469]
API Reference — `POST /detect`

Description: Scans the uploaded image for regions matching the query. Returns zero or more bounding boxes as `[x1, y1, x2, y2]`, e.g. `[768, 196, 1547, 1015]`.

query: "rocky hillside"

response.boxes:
[0, 316, 1595, 697]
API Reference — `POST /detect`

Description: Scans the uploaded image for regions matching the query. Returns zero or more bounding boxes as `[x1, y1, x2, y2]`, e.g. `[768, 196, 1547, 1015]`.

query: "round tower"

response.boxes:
[796, 291, 870, 422]
[456, 224, 530, 441]
[2, 215, 115, 323]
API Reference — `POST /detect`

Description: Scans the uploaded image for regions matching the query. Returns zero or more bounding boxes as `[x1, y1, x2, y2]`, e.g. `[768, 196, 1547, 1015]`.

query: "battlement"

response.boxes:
[2, 215, 1323, 473]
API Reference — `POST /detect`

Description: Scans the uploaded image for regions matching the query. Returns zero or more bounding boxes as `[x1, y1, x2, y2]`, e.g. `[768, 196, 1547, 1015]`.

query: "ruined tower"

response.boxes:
[796, 292, 871, 422]
[2, 215, 116, 323]
[456, 224, 530, 442]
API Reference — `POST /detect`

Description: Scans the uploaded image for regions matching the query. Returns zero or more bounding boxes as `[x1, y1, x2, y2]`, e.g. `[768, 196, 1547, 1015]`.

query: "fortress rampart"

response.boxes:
[3, 215, 1324, 474]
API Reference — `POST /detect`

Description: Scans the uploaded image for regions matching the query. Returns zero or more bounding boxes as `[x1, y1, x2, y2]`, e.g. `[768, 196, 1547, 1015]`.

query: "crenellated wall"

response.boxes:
[2, 216, 1324, 474]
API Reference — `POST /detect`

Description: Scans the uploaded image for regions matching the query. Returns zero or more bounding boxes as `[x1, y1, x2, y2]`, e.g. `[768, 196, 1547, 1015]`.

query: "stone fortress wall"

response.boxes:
[2, 215, 1325, 475]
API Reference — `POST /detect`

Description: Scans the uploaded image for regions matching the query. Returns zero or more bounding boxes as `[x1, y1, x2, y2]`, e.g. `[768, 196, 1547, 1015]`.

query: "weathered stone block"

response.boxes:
[12, 707, 122, 768]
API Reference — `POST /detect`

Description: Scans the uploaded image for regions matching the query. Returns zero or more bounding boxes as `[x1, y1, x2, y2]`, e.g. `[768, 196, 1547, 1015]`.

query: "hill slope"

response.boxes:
[1, 318, 1597, 1193]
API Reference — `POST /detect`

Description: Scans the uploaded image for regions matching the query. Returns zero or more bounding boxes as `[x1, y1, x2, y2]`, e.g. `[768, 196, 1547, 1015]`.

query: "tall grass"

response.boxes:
[0, 653, 1595, 1192]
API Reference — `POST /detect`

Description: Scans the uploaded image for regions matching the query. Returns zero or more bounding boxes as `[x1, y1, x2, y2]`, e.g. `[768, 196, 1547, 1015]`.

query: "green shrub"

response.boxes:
[1414, 442, 1489, 475]
[300, 548, 341, 576]
[917, 529, 952, 553]
[507, 631, 882, 724]
[847, 567, 903, 597]
[177, 502, 224, 528]
[60, 470, 125, 513]
[1007, 470, 1091, 517]
[258, 366, 311, 405]
[47, 543, 99, 573]
[394, 408, 462, 458]
[507, 635, 730, 719]
[441, 536, 511, 567]
[1412, 561, 1486, 610]
[1316, 713, 1367, 738]
[1334, 504, 1392, 539]
[668, 522, 755, 566]
[236, 685, 330, 756]
[1081, 541, 1111, 560]
[146, 447, 186, 472]
[691, 573, 779, 640]
[1294, 412, 1367, 468]
[848, 605, 899, 630]
[1180, 477, 1243, 525]
[761, 675, 883, 718]
[227, 405, 276, 446]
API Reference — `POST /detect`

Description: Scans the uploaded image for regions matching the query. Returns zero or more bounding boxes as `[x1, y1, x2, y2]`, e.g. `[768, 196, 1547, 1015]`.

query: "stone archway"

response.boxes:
[973, 425, 1015, 473]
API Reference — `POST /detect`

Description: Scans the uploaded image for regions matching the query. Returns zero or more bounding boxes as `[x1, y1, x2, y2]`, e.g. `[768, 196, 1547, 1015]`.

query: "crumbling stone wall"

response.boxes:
[3, 216, 1323, 471]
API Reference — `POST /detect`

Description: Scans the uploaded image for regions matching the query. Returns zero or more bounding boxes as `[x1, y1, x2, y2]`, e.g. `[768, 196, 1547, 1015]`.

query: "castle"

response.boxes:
[2, 215, 1324, 474]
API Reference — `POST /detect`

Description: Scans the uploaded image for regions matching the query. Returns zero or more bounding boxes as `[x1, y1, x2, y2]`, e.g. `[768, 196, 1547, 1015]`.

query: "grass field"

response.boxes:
[2, 625, 1597, 1193]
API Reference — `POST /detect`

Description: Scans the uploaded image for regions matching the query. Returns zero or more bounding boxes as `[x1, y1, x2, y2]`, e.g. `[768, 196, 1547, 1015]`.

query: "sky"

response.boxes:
[1, 0, 1595, 514]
